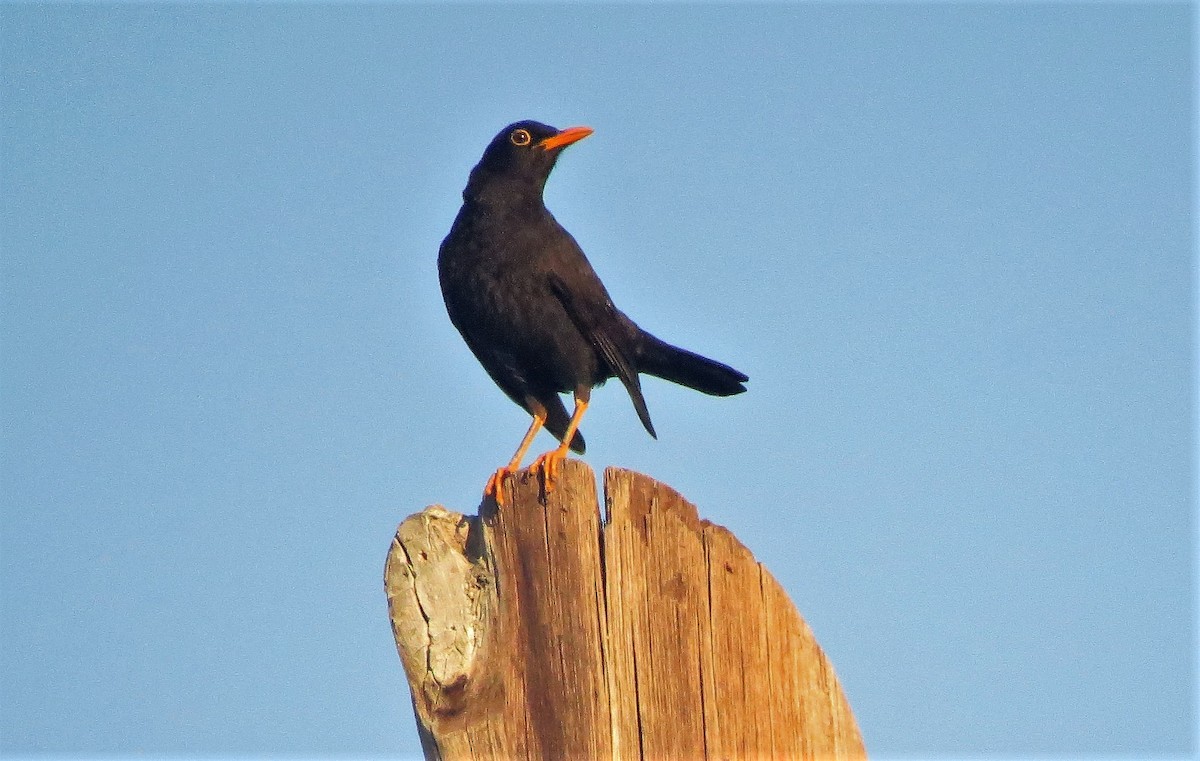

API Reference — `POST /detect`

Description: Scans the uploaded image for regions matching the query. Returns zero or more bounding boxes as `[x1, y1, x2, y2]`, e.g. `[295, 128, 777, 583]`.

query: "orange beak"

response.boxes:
[538, 126, 593, 151]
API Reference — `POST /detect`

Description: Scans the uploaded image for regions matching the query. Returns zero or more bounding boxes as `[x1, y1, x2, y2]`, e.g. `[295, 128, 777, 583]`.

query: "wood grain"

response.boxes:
[385, 461, 865, 760]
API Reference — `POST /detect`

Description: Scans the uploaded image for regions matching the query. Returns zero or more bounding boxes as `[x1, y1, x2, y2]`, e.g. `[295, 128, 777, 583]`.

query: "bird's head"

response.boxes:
[465, 120, 593, 201]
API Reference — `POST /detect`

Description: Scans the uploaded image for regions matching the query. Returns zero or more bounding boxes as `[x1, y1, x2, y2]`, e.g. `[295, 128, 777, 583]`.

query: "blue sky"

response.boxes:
[1, 3, 1194, 758]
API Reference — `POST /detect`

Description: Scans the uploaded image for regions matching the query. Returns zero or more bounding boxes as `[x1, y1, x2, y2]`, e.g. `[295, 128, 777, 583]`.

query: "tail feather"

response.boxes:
[636, 333, 748, 397]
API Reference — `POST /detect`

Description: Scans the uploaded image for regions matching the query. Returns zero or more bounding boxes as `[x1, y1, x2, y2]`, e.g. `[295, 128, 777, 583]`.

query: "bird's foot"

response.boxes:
[530, 447, 569, 495]
[484, 465, 517, 507]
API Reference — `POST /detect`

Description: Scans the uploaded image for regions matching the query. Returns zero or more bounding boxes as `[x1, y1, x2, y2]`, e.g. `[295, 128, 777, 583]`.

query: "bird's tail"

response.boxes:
[637, 332, 748, 398]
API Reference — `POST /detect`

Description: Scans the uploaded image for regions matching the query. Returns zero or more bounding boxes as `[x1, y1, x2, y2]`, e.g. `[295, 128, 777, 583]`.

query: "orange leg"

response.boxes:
[485, 402, 547, 506]
[530, 391, 589, 491]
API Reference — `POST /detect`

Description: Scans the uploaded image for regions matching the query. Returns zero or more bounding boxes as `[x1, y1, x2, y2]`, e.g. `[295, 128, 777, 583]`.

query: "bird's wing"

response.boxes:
[547, 271, 656, 438]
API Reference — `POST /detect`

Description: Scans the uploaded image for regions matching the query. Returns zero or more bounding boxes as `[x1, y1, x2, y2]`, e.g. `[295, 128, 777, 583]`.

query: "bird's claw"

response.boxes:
[530, 448, 568, 494]
[484, 466, 515, 506]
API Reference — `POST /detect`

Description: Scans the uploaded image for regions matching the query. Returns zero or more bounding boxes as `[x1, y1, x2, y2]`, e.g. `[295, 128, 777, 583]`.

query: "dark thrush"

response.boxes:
[438, 120, 748, 504]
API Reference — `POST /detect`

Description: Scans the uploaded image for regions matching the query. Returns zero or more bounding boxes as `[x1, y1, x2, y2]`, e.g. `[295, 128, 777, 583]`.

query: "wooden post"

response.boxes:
[384, 460, 865, 760]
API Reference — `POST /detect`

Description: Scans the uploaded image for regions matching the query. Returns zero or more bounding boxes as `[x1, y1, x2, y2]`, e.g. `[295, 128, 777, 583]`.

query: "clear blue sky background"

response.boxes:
[1, 3, 1193, 758]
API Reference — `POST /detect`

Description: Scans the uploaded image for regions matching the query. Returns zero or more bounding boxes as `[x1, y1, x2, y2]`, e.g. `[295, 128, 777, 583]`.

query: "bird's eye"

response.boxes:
[510, 128, 532, 147]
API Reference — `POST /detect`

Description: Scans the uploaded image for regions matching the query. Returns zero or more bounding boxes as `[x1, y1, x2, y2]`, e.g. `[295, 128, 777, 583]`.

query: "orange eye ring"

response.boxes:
[510, 128, 532, 147]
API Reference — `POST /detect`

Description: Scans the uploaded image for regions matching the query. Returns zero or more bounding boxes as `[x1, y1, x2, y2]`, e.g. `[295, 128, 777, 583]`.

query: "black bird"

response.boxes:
[438, 120, 748, 504]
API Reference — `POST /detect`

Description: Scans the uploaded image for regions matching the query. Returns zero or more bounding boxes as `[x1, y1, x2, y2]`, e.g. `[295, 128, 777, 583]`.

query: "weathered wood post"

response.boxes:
[385, 460, 865, 760]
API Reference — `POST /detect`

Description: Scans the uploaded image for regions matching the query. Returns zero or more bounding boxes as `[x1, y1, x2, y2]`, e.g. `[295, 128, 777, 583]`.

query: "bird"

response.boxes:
[438, 120, 748, 505]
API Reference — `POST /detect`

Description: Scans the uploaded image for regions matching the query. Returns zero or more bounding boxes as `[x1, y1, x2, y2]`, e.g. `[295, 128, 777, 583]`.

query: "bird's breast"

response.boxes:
[438, 200, 609, 391]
